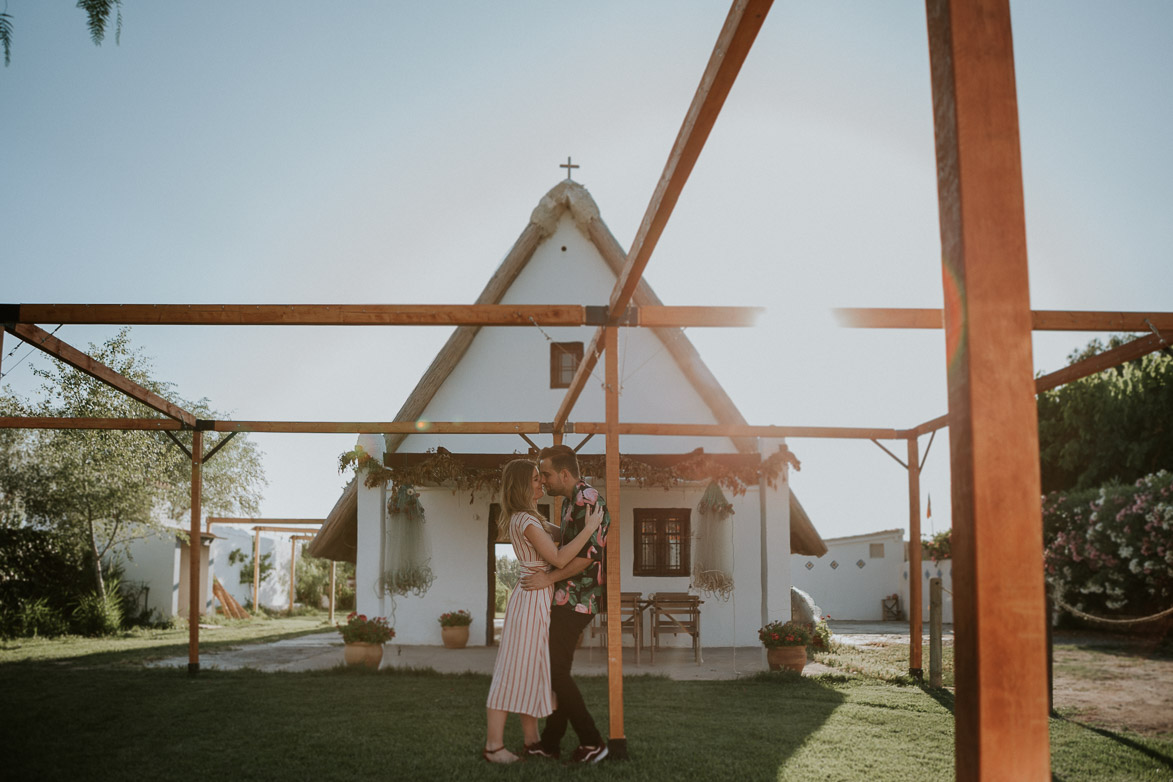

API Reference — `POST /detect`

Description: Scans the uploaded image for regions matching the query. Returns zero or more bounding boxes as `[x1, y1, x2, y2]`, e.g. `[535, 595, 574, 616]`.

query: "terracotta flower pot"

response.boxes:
[766, 645, 806, 673]
[441, 625, 470, 649]
[343, 641, 384, 669]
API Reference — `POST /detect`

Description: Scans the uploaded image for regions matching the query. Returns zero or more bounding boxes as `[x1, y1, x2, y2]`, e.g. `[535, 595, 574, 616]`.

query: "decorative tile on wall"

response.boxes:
[829, 560, 839, 570]
[856, 559, 866, 569]
[804, 561, 814, 570]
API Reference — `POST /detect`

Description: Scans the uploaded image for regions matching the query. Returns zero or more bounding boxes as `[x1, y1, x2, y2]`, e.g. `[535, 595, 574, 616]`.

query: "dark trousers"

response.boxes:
[541, 605, 601, 750]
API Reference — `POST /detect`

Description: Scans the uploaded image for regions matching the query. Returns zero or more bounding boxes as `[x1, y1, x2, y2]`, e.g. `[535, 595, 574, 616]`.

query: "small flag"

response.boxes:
[926, 493, 932, 518]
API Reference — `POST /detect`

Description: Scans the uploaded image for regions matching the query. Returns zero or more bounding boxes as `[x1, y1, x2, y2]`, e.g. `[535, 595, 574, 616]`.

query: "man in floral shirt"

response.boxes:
[520, 444, 610, 764]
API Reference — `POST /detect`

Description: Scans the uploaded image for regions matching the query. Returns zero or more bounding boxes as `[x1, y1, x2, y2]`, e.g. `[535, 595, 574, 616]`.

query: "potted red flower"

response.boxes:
[438, 609, 473, 648]
[337, 612, 395, 668]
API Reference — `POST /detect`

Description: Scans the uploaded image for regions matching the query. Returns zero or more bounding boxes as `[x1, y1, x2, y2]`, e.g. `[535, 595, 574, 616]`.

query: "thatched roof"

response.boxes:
[305, 480, 357, 563]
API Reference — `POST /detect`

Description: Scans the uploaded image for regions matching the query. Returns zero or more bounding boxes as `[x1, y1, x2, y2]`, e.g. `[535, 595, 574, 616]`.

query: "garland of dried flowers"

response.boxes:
[339, 444, 801, 499]
[692, 481, 736, 600]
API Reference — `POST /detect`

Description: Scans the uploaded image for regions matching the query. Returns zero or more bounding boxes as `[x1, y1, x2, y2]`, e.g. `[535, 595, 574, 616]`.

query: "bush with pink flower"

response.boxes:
[1044, 470, 1173, 616]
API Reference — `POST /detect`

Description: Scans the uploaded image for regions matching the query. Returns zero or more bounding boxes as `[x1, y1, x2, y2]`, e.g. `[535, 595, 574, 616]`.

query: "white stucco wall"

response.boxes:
[397, 216, 736, 457]
[791, 529, 905, 620]
[121, 530, 182, 620]
[903, 557, 954, 624]
[208, 527, 290, 611]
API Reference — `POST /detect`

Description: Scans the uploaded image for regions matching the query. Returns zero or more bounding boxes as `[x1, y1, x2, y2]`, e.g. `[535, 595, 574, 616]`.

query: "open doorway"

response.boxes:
[486, 503, 549, 645]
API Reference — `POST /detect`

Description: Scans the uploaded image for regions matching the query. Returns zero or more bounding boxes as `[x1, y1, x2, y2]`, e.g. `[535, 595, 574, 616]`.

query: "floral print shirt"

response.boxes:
[552, 480, 611, 615]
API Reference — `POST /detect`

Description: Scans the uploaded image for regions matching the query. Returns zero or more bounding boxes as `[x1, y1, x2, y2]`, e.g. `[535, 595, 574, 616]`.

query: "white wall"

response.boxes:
[791, 530, 905, 620]
[903, 557, 954, 624]
[121, 530, 181, 620]
[398, 217, 737, 457]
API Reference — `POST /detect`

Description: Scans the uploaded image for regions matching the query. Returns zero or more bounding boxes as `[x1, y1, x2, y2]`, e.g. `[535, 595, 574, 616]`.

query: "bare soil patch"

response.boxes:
[1051, 629, 1173, 737]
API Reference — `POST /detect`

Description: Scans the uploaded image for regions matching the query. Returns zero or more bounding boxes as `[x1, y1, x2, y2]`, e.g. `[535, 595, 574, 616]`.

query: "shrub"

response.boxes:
[1044, 470, 1173, 616]
[71, 580, 124, 636]
[495, 580, 510, 613]
[8, 597, 68, 637]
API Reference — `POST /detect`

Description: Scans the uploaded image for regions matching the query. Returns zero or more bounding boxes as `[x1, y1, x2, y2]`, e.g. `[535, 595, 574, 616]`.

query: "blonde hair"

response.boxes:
[498, 459, 545, 541]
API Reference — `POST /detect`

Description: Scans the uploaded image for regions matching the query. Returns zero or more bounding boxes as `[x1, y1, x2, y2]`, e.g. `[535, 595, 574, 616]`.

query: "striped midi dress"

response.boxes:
[485, 512, 555, 717]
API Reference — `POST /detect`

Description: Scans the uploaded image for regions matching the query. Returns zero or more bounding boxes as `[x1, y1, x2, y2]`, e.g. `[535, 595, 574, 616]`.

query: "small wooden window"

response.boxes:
[869, 543, 885, 559]
[633, 508, 691, 577]
[550, 342, 584, 388]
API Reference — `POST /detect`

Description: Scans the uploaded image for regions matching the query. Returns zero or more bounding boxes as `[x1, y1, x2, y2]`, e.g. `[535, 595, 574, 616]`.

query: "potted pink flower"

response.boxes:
[438, 609, 473, 648]
[337, 612, 395, 668]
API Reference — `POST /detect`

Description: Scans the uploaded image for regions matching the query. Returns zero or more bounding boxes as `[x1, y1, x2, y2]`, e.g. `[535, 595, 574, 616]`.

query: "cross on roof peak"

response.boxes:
[560, 156, 580, 181]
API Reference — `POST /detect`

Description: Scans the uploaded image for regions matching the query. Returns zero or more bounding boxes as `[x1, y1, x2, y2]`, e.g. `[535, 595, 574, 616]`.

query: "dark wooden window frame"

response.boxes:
[632, 508, 691, 577]
[550, 341, 584, 389]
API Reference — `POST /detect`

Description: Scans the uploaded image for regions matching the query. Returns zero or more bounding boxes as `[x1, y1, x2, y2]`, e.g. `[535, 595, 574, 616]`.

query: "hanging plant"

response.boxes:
[692, 481, 736, 600]
[379, 484, 435, 598]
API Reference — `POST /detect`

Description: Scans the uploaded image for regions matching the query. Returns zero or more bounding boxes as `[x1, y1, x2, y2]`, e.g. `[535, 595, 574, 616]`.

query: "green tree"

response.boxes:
[228, 547, 274, 587]
[0, 329, 266, 597]
[1037, 336, 1173, 494]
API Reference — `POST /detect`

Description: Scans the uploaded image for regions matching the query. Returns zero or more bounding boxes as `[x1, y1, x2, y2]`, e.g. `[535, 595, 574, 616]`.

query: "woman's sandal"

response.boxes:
[482, 746, 519, 764]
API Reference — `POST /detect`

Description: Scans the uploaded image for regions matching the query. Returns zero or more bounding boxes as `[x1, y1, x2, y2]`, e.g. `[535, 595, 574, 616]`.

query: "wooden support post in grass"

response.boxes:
[929, 577, 943, 688]
[289, 537, 297, 613]
[908, 436, 923, 679]
[188, 430, 203, 675]
[604, 326, 628, 759]
[329, 560, 336, 625]
[926, 0, 1051, 777]
[253, 529, 261, 611]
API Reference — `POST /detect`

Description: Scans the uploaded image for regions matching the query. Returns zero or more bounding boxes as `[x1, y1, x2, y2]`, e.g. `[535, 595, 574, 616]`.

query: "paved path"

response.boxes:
[149, 619, 952, 680]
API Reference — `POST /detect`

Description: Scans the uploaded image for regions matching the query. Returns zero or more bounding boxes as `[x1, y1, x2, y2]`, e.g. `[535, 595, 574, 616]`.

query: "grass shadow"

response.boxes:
[1053, 715, 1173, 772]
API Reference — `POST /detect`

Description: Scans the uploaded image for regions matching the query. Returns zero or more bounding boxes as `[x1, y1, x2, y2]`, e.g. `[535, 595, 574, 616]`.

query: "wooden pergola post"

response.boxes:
[188, 430, 203, 675]
[252, 528, 261, 610]
[329, 560, 336, 625]
[603, 327, 627, 758]
[926, 0, 1050, 777]
[288, 536, 297, 613]
[907, 436, 922, 678]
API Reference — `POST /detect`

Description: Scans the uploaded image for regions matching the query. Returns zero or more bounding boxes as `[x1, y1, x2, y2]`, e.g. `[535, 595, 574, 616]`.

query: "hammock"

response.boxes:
[692, 481, 735, 600]
[379, 485, 435, 598]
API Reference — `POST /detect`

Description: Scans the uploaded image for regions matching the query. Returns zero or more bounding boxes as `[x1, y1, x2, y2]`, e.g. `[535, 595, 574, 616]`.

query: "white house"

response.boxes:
[120, 524, 216, 621]
[119, 523, 296, 621]
[308, 180, 827, 647]
[792, 528, 954, 623]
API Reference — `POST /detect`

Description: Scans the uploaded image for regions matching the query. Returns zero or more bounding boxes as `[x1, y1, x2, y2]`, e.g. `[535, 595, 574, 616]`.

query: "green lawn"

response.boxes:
[1, 626, 1170, 781]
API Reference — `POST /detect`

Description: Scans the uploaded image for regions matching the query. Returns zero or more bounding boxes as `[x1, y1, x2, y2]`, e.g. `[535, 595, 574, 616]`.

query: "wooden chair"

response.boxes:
[590, 592, 645, 663]
[649, 592, 703, 664]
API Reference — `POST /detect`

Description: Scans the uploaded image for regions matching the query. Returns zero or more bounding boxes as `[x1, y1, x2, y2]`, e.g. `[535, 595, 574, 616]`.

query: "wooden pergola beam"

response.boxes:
[0, 416, 914, 439]
[3, 323, 197, 427]
[1034, 331, 1168, 394]
[926, 0, 1050, 776]
[207, 518, 324, 526]
[607, 0, 772, 318]
[834, 307, 1173, 333]
[553, 0, 773, 430]
[553, 328, 607, 431]
[0, 417, 184, 430]
[1, 303, 760, 329]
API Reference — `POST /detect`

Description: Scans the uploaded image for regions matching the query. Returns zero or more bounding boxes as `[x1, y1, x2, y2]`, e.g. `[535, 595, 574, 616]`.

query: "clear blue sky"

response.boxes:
[2, 1, 1170, 540]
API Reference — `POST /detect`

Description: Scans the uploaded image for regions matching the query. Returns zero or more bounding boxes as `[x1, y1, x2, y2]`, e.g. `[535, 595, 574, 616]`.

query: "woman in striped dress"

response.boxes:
[483, 459, 603, 764]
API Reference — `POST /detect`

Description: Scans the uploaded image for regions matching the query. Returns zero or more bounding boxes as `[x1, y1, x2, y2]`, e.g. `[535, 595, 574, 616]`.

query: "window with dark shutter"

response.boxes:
[550, 342, 584, 388]
[632, 508, 691, 577]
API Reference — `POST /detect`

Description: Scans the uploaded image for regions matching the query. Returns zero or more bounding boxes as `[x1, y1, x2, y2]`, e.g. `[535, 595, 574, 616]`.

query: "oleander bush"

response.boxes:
[1044, 470, 1173, 617]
